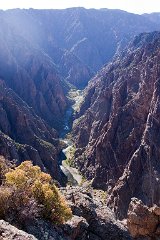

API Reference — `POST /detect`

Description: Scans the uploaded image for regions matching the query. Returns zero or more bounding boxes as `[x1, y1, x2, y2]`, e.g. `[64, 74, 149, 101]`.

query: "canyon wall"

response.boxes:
[73, 32, 160, 218]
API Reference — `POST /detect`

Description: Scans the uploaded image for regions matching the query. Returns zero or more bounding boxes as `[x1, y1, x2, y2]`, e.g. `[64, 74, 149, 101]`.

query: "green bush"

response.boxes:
[0, 161, 72, 224]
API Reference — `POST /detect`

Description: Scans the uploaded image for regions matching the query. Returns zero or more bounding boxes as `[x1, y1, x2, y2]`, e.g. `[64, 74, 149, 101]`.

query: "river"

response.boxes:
[60, 89, 83, 186]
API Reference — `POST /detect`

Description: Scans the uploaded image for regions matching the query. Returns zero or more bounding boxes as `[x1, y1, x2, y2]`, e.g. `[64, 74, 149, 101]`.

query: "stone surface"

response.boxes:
[61, 186, 132, 240]
[0, 186, 132, 240]
[127, 198, 158, 238]
[1, 8, 160, 88]
[73, 31, 160, 219]
[23, 219, 69, 240]
[63, 215, 89, 240]
[127, 198, 160, 239]
[152, 205, 160, 216]
[0, 80, 63, 182]
[0, 220, 37, 240]
[0, 19, 67, 130]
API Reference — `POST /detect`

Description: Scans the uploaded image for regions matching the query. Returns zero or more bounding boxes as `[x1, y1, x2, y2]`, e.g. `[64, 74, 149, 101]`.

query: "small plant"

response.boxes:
[0, 156, 13, 185]
[0, 161, 72, 224]
[0, 187, 11, 218]
[64, 146, 76, 167]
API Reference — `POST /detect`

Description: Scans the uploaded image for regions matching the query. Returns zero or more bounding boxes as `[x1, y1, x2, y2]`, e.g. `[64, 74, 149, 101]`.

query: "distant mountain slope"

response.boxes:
[0, 18, 67, 130]
[73, 31, 160, 218]
[1, 8, 160, 87]
[0, 80, 63, 182]
[0, 16, 66, 180]
[143, 12, 160, 25]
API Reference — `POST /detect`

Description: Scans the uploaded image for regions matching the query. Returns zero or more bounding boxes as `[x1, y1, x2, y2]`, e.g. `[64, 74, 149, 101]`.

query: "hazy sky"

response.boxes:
[0, 0, 160, 14]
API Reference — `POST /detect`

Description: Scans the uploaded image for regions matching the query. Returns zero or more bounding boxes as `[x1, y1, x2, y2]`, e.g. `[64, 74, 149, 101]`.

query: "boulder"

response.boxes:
[61, 186, 132, 240]
[127, 198, 160, 238]
[0, 220, 37, 240]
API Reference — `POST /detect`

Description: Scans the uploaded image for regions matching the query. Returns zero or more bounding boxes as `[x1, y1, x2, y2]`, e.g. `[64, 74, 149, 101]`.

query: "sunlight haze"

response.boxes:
[0, 0, 160, 14]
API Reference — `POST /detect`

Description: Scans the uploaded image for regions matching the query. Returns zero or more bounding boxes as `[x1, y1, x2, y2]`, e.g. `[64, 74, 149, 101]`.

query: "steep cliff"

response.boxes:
[0, 17, 67, 130]
[0, 80, 63, 181]
[0, 17, 68, 180]
[1, 8, 160, 217]
[73, 31, 160, 219]
[1, 8, 160, 88]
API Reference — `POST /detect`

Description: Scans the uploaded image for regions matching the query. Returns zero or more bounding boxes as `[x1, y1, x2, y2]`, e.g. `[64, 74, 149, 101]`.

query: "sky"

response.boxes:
[0, 0, 160, 14]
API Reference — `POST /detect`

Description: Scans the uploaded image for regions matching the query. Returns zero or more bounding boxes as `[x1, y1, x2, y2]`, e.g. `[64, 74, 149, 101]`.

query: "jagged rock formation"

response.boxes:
[61, 187, 132, 240]
[127, 198, 160, 239]
[0, 81, 62, 181]
[20, 187, 132, 239]
[0, 13, 67, 179]
[0, 18, 67, 130]
[1, 8, 160, 88]
[0, 220, 37, 240]
[1, 7, 160, 221]
[0, 8, 160, 177]
[73, 31, 160, 219]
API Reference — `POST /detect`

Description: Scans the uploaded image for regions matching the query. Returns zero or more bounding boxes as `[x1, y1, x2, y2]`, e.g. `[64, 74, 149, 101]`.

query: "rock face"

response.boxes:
[1, 8, 160, 88]
[127, 198, 160, 239]
[1, 187, 131, 240]
[0, 18, 67, 130]
[23, 187, 131, 240]
[1, 7, 160, 223]
[0, 13, 67, 180]
[61, 187, 132, 240]
[0, 220, 37, 240]
[0, 8, 160, 181]
[0, 81, 63, 182]
[73, 31, 160, 219]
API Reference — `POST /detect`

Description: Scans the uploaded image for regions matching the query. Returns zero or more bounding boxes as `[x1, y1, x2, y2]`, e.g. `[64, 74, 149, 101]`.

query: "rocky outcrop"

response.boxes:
[0, 80, 63, 182]
[60, 51, 93, 89]
[61, 187, 132, 240]
[0, 18, 67, 130]
[0, 187, 131, 240]
[127, 198, 160, 239]
[0, 15, 68, 180]
[73, 32, 160, 218]
[0, 220, 37, 240]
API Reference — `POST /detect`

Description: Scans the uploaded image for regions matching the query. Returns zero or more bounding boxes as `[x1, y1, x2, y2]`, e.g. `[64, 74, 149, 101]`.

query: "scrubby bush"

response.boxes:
[0, 187, 11, 218]
[0, 161, 72, 224]
[0, 156, 12, 185]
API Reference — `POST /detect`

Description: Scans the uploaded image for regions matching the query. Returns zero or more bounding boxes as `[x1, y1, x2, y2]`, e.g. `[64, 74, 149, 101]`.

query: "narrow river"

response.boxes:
[60, 89, 83, 186]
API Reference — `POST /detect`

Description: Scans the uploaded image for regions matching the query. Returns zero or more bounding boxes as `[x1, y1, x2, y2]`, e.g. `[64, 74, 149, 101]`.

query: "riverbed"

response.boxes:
[60, 89, 83, 186]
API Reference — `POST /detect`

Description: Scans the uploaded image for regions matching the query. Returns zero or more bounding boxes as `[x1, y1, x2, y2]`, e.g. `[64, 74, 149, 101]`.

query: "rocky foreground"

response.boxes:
[2, 187, 160, 239]
[0, 220, 37, 240]
[128, 198, 160, 240]
[0, 187, 131, 240]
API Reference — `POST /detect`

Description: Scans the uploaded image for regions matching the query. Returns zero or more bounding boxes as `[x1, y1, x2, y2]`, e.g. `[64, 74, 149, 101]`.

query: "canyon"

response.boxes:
[73, 31, 160, 220]
[0, 7, 160, 240]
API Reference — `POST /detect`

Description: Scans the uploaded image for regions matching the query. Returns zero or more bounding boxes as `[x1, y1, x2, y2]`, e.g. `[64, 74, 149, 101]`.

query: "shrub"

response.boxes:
[1, 161, 72, 224]
[0, 156, 12, 185]
[0, 187, 11, 218]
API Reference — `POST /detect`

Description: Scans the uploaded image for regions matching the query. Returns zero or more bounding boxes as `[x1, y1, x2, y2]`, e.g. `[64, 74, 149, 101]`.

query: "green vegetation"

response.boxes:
[64, 145, 76, 167]
[36, 137, 54, 149]
[0, 160, 72, 224]
[0, 156, 13, 185]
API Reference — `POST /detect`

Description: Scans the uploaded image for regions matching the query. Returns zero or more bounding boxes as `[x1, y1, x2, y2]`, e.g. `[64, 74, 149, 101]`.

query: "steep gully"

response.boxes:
[59, 89, 83, 186]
